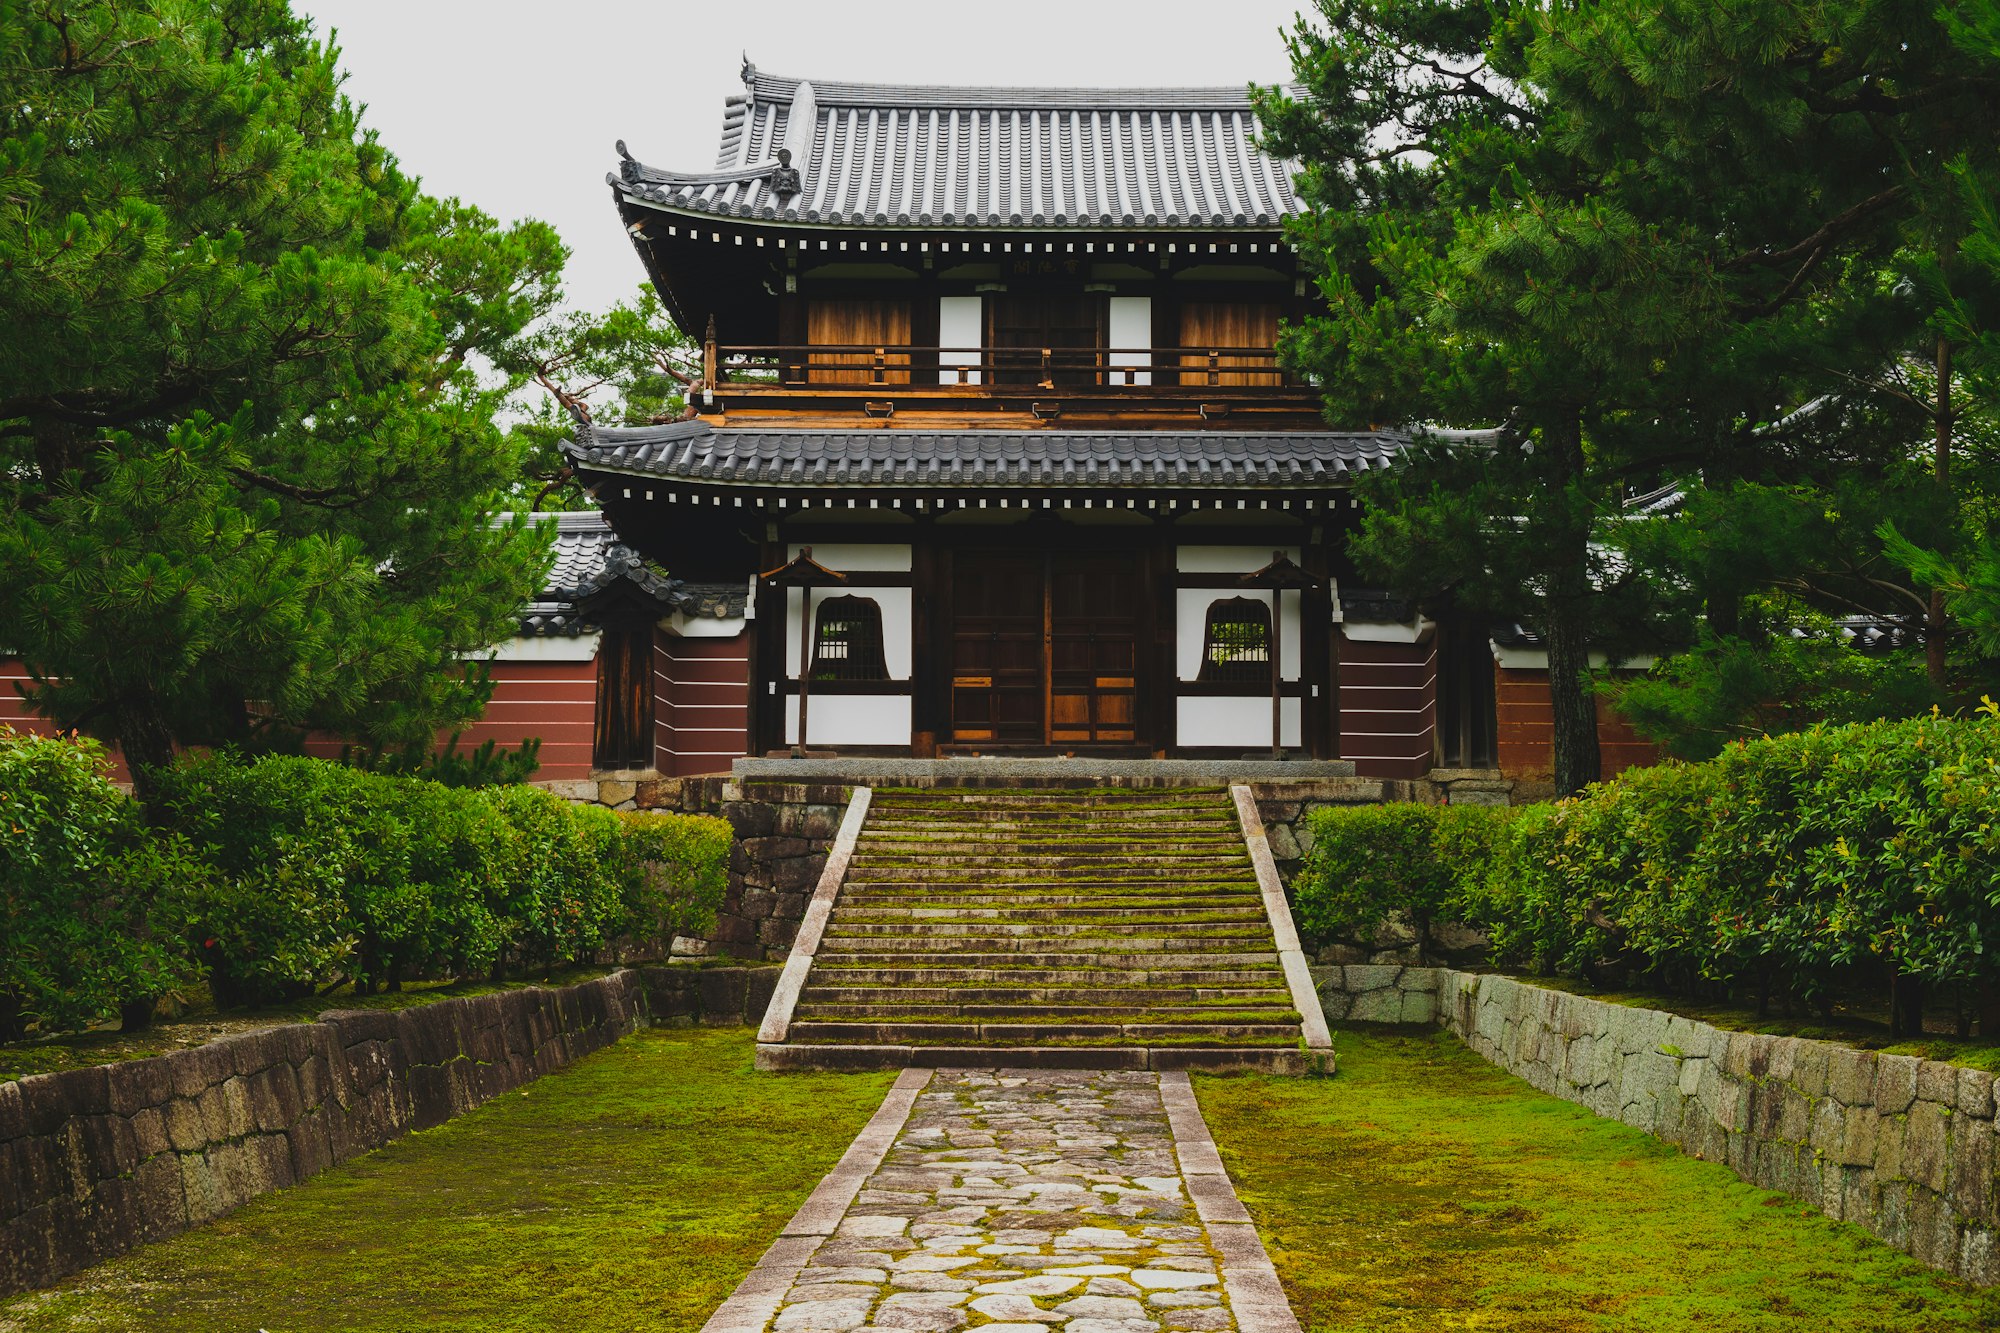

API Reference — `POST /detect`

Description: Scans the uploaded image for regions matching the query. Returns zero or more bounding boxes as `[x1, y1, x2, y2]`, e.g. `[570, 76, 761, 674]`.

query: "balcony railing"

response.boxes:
[707, 343, 1293, 390]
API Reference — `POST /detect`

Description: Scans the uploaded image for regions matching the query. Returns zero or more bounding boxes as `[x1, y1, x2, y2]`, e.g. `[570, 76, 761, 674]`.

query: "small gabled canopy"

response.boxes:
[1238, 549, 1324, 591]
[611, 60, 1302, 232]
[516, 512, 747, 636]
[760, 546, 848, 589]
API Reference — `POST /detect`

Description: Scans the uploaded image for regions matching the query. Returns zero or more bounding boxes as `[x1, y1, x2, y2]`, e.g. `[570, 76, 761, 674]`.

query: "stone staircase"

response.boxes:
[757, 787, 1315, 1072]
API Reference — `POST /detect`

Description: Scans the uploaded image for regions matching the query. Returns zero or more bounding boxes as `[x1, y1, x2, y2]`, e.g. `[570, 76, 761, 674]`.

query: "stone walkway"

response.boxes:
[702, 1068, 1298, 1333]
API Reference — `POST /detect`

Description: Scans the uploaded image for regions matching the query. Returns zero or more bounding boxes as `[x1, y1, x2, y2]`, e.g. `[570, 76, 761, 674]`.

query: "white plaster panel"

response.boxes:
[784, 586, 913, 680]
[1175, 588, 1299, 680]
[784, 693, 912, 746]
[1177, 696, 1301, 748]
[1344, 617, 1436, 644]
[1108, 296, 1152, 385]
[1492, 644, 1657, 671]
[666, 613, 747, 639]
[481, 635, 601, 663]
[787, 543, 912, 572]
[939, 296, 982, 384]
[1174, 544, 1300, 574]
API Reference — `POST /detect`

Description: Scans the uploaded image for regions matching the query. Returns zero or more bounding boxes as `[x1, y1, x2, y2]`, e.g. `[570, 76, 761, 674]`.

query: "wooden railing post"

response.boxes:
[703, 315, 719, 385]
[872, 347, 887, 385]
[1207, 349, 1220, 387]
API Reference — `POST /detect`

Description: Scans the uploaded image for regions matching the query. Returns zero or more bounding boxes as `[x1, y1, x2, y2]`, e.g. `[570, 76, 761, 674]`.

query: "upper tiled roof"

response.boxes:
[612, 62, 1300, 231]
[517, 512, 747, 635]
[565, 422, 1403, 492]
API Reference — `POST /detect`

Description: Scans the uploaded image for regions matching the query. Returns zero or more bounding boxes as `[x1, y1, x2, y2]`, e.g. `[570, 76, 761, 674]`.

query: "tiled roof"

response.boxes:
[517, 512, 747, 636]
[565, 422, 1404, 491]
[611, 63, 1300, 230]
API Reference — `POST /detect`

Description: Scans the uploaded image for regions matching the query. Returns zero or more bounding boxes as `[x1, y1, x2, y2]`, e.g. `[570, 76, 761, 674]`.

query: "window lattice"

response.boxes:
[1199, 597, 1272, 684]
[810, 596, 889, 681]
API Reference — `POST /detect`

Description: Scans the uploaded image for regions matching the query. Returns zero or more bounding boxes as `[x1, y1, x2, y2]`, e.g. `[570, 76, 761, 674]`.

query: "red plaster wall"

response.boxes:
[1496, 664, 1658, 785]
[655, 630, 751, 778]
[0, 657, 131, 782]
[297, 658, 599, 779]
[1337, 634, 1438, 781]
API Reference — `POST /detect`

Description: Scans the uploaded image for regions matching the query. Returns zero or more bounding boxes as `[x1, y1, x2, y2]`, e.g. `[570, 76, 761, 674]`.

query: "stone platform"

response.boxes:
[700, 1067, 1300, 1333]
[732, 758, 1357, 786]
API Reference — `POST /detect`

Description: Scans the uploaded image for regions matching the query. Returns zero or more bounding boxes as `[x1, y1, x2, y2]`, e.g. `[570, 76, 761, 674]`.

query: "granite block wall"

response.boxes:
[0, 964, 777, 1297]
[1319, 965, 2000, 1284]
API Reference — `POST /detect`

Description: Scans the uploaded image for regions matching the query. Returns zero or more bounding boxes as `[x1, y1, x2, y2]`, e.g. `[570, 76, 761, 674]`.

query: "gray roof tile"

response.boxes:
[564, 423, 1404, 492]
[516, 511, 747, 636]
[613, 65, 1299, 231]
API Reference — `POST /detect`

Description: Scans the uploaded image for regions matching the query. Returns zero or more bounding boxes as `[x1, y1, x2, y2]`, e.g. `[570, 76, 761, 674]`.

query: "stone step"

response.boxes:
[799, 984, 1290, 1006]
[845, 864, 1257, 880]
[815, 933, 1275, 955]
[755, 1044, 1309, 1074]
[782, 1020, 1303, 1046]
[847, 855, 1254, 871]
[870, 789, 1231, 805]
[803, 965, 1285, 986]
[831, 905, 1269, 923]
[822, 919, 1272, 937]
[838, 884, 1260, 901]
[855, 835, 1250, 851]
[792, 1002, 1299, 1022]
[812, 947, 1281, 968]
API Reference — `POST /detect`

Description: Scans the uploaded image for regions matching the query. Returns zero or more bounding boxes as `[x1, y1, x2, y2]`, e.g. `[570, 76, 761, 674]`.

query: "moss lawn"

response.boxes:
[1195, 1027, 2000, 1333]
[0, 1027, 893, 1333]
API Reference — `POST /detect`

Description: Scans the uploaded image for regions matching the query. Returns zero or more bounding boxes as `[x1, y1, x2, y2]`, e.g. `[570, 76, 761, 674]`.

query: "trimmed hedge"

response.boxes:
[0, 729, 202, 1041]
[0, 737, 732, 1033]
[1295, 709, 2000, 1026]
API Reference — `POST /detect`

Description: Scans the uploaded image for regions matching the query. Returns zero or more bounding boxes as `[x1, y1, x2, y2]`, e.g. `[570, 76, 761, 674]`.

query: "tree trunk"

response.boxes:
[113, 693, 177, 807]
[1926, 334, 1953, 688]
[1542, 413, 1601, 798]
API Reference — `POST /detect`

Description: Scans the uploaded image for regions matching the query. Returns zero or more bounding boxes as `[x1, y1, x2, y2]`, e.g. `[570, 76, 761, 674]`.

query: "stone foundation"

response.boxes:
[0, 965, 777, 1297]
[1319, 966, 2000, 1284]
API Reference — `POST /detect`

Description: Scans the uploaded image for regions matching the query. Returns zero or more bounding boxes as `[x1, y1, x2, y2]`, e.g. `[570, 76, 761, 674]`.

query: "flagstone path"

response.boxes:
[701, 1068, 1299, 1333]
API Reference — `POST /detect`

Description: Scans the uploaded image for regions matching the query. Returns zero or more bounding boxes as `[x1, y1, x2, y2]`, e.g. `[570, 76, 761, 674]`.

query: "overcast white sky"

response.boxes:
[294, 1, 1315, 314]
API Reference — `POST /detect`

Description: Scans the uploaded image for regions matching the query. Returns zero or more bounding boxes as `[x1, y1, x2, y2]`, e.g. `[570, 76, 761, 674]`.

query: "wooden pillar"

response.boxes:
[1302, 534, 1336, 760]
[910, 526, 940, 756]
[750, 534, 786, 755]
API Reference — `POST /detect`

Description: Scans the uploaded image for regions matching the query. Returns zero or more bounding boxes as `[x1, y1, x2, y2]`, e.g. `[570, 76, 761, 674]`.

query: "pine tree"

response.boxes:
[0, 2, 569, 790]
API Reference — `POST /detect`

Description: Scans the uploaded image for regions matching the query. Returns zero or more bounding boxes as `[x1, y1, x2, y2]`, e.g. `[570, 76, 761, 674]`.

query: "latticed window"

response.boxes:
[1199, 597, 1272, 683]
[810, 596, 888, 681]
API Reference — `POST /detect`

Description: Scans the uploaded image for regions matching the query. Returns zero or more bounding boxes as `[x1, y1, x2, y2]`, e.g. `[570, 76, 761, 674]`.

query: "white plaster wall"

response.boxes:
[784, 586, 913, 681]
[1108, 296, 1152, 385]
[1175, 588, 1299, 680]
[787, 543, 912, 572]
[667, 613, 747, 640]
[1177, 696, 1301, 748]
[784, 693, 912, 746]
[482, 635, 601, 663]
[1175, 545, 1300, 574]
[939, 296, 982, 385]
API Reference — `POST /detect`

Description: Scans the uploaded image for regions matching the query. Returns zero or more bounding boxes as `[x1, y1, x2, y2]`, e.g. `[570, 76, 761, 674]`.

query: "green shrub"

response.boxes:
[1294, 802, 1506, 961]
[615, 810, 732, 947]
[477, 784, 626, 978]
[0, 729, 200, 1039]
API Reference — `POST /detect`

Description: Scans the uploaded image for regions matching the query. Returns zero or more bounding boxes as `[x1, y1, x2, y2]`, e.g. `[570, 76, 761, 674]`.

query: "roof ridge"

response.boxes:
[746, 69, 1279, 110]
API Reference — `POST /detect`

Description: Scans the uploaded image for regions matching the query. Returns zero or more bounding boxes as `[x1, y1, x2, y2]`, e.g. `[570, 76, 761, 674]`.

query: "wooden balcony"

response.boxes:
[697, 342, 1329, 430]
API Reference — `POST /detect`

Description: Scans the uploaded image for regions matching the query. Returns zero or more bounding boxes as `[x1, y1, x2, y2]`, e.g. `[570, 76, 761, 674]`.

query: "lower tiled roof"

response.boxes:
[565, 422, 1405, 491]
[517, 512, 748, 636]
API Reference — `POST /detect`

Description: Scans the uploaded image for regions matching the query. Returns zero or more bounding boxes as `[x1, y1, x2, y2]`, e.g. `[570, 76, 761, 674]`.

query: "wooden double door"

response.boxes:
[950, 549, 1140, 746]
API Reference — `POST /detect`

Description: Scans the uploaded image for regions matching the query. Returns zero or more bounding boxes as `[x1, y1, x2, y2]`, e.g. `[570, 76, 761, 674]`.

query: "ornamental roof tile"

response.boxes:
[518, 512, 747, 636]
[612, 63, 1299, 231]
[564, 422, 1404, 491]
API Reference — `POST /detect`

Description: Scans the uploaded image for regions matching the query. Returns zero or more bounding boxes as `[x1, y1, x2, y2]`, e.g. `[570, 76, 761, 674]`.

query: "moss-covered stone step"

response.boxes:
[816, 939, 1276, 960]
[824, 912, 1264, 932]
[806, 965, 1285, 987]
[781, 1020, 1303, 1046]
[833, 905, 1268, 924]
[755, 1044, 1309, 1073]
[801, 984, 1289, 1005]
[792, 1002, 1300, 1023]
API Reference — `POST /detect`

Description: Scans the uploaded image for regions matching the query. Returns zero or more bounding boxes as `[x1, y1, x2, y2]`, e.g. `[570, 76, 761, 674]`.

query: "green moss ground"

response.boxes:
[1195, 1028, 2000, 1333]
[0, 1028, 894, 1333]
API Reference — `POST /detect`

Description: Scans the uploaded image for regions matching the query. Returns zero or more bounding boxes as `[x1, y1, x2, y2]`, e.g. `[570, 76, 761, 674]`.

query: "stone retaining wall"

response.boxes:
[1319, 965, 2000, 1284]
[0, 964, 777, 1297]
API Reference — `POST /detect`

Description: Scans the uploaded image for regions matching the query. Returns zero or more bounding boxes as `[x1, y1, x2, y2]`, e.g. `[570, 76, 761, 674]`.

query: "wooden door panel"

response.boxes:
[808, 299, 912, 384]
[952, 551, 1043, 744]
[1178, 302, 1281, 386]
